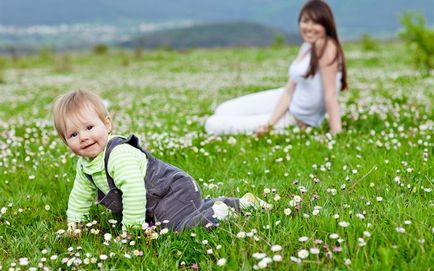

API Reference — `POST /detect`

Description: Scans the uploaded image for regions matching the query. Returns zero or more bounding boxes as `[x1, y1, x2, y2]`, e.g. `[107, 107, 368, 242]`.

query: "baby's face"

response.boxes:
[64, 107, 111, 159]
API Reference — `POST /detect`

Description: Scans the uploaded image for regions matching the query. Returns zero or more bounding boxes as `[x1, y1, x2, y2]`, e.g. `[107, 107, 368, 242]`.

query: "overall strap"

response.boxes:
[83, 172, 105, 200]
[104, 135, 146, 189]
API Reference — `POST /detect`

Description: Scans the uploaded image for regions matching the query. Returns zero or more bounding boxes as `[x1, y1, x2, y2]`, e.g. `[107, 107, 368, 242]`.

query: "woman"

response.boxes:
[205, 0, 347, 136]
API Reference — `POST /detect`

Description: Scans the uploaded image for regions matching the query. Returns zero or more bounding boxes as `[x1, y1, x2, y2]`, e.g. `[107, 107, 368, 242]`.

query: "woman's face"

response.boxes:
[299, 13, 326, 43]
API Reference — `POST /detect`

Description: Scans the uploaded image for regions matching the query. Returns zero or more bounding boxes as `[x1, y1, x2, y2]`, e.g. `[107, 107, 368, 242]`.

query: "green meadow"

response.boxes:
[0, 42, 433, 270]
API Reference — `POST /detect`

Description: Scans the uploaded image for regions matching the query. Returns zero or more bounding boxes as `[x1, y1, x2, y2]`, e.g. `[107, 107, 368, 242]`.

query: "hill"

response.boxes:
[120, 22, 301, 49]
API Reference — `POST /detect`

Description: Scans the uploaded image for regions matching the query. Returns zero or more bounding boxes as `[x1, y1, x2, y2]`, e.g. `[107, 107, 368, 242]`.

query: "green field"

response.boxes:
[0, 42, 433, 270]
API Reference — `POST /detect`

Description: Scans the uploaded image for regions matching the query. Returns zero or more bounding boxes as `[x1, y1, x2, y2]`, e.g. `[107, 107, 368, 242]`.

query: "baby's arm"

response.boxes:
[108, 144, 148, 230]
[66, 163, 96, 231]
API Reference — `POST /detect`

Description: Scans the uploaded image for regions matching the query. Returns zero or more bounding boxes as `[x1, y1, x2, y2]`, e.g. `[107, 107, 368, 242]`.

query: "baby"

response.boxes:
[53, 90, 270, 232]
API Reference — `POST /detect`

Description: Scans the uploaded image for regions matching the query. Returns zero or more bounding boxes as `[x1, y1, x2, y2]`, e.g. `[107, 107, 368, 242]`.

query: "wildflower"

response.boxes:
[271, 245, 282, 252]
[44, 205, 50, 211]
[338, 221, 350, 228]
[160, 228, 169, 235]
[216, 258, 226, 266]
[206, 249, 213, 254]
[202, 240, 208, 245]
[396, 227, 405, 233]
[99, 254, 108, 260]
[56, 229, 65, 235]
[329, 233, 339, 239]
[257, 260, 267, 269]
[344, 259, 352, 265]
[104, 233, 112, 242]
[298, 236, 308, 242]
[19, 258, 29, 266]
[1, 207, 7, 214]
[227, 137, 237, 145]
[262, 257, 272, 264]
[133, 250, 142, 256]
[333, 246, 342, 252]
[273, 255, 282, 262]
[312, 209, 320, 216]
[376, 197, 383, 202]
[358, 238, 366, 246]
[253, 252, 266, 259]
[363, 231, 371, 238]
[297, 249, 309, 259]
[356, 213, 365, 219]
[404, 220, 411, 225]
[237, 231, 246, 238]
[284, 208, 292, 215]
[333, 214, 339, 219]
[290, 256, 301, 264]
[293, 195, 302, 202]
[310, 247, 320, 254]
[273, 194, 281, 201]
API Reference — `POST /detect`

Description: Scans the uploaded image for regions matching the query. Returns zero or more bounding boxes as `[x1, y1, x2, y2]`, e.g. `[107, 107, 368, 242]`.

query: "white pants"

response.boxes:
[205, 88, 295, 135]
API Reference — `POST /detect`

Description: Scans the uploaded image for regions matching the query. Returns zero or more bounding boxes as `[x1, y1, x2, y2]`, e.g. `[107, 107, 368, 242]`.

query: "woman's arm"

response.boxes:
[256, 80, 296, 136]
[319, 41, 342, 135]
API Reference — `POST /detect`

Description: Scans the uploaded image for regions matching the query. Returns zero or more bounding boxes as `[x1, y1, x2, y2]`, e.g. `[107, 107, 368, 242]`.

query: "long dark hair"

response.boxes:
[298, 0, 347, 90]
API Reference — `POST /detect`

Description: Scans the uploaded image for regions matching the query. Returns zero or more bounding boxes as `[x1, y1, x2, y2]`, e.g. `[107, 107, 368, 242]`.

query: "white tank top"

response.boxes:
[288, 42, 342, 127]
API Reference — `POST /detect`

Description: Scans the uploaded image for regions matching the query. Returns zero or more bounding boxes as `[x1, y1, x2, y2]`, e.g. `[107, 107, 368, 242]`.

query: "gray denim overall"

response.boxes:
[85, 135, 240, 231]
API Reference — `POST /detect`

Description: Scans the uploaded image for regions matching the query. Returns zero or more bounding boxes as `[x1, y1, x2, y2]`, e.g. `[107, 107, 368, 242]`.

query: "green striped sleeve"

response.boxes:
[66, 163, 96, 223]
[108, 143, 148, 229]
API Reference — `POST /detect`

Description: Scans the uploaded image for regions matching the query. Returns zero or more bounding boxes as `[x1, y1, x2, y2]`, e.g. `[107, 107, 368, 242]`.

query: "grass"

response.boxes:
[0, 41, 433, 270]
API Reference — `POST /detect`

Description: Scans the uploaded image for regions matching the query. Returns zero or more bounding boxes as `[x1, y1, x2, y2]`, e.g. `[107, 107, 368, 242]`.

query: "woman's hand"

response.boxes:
[255, 123, 273, 136]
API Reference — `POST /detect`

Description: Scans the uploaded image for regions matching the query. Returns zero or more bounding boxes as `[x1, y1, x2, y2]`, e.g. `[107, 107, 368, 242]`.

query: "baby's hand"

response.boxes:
[66, 222, 82, 238]
[116, 231, 133, 241]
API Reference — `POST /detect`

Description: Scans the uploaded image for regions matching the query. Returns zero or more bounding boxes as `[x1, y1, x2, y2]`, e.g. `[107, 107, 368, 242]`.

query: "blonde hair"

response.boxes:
[53, 90, 109, 143]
